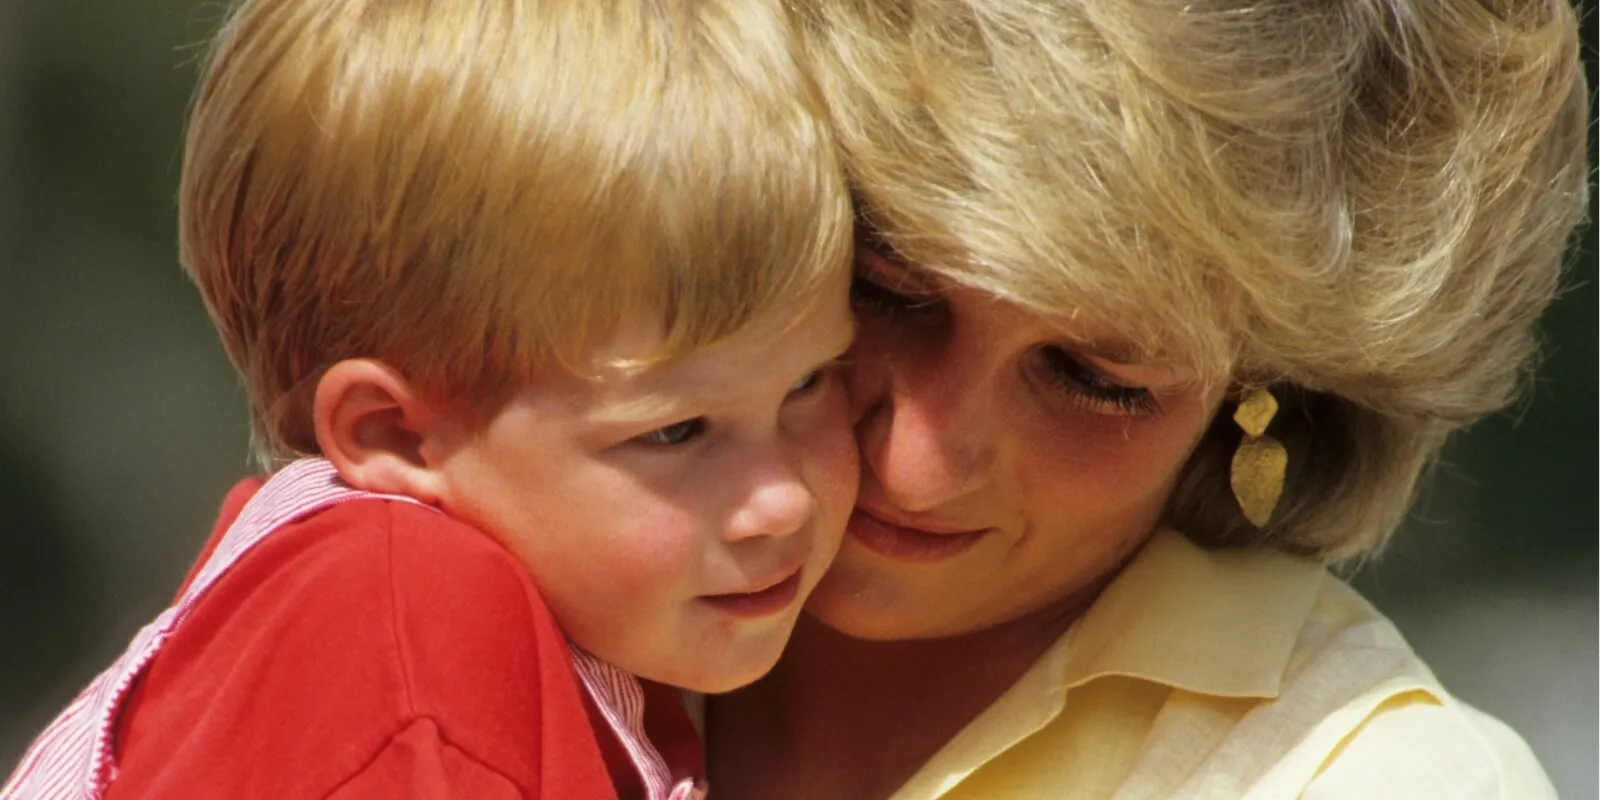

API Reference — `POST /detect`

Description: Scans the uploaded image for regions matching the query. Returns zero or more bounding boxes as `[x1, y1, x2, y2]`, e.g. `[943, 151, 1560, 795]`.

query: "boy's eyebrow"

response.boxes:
[586, 391, 694, 427]
[588, 319, 857, 428]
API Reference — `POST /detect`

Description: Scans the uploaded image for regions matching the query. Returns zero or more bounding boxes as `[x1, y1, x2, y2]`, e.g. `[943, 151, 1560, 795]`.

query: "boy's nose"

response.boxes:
[723, 468, 816, 542]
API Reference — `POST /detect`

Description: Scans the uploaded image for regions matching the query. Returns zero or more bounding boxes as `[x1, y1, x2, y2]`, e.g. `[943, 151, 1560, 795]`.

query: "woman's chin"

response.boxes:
[801, 563, 969, 642]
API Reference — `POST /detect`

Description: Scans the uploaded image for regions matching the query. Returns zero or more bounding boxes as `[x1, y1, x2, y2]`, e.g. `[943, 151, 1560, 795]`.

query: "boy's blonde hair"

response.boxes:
[181, 0, 852, 467]
[798, 0, 1589, 559]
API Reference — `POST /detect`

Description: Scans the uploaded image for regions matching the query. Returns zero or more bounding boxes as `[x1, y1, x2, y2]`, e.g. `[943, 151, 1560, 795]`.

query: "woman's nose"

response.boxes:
[850, 341, 995, 514]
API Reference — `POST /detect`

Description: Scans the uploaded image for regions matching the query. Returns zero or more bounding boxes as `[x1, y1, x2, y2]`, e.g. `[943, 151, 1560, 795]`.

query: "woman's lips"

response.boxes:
[847, 508, 988, 562]
[699, 570, 803, 618]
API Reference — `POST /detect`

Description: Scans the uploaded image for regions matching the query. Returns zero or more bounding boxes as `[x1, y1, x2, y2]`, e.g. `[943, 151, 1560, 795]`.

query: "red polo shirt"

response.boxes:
[99, 478, 695, 799]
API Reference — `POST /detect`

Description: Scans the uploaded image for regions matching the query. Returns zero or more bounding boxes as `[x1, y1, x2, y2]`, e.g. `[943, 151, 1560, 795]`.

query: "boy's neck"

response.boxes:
[705, 601, 1091, 800]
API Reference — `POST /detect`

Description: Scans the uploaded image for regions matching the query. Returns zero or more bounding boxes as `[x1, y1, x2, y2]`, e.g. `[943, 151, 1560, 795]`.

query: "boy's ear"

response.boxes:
[312, 359, 456, 504]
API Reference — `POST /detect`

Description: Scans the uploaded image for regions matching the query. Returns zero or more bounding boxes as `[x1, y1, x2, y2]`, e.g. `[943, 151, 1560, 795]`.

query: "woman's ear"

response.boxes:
[312, 359, 456, 503]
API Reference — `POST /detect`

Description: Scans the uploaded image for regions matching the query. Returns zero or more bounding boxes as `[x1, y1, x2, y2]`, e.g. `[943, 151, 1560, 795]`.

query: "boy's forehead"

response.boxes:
[576, 292, 855, 423]
[574, 343, 784, 427]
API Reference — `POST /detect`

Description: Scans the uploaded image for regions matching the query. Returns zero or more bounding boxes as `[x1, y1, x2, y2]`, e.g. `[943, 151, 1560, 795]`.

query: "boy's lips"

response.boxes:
[847, 507, 989, 562]
[699, 569, 804, 618]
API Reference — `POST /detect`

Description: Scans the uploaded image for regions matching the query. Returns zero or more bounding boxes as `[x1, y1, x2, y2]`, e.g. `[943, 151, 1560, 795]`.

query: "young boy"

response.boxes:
[2, 1, 857, 798]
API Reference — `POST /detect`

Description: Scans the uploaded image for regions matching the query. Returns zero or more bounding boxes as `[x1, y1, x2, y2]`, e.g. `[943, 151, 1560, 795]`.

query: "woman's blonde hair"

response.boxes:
[181, 0, 851, 468]
[798, 0, 1589, 559]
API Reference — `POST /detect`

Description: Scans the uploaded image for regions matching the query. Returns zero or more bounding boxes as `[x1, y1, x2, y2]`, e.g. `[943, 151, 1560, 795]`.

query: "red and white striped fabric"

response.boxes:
[571, 652, 707, 800]
[1, 458, 701, 800]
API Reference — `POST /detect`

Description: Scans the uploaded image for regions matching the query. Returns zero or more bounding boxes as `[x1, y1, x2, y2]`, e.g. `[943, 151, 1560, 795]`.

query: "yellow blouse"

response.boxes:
[888, 532, 1554, 799]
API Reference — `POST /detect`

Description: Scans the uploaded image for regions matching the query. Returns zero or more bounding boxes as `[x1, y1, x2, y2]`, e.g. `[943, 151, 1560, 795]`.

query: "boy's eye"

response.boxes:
[790, 369, 823, 394]
[637, 418, 707, 446]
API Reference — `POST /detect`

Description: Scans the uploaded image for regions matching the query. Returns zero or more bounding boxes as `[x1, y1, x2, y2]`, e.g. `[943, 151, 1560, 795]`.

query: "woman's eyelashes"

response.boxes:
[849, 242, 944, 321]
[849, 273, 940, 322]
[1036, 347, 1160, 417]
[852, 242, 1157, 417]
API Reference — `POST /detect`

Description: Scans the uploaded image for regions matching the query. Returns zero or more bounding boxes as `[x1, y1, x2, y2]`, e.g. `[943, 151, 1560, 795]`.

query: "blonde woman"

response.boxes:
[708, 0, 1590, 797]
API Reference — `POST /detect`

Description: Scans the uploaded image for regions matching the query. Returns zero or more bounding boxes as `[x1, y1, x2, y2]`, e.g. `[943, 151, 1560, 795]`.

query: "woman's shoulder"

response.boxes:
[1266, 575, 1554, 799]
[1102, 551, 1555, 799]
[1302, 690, 1555, 799]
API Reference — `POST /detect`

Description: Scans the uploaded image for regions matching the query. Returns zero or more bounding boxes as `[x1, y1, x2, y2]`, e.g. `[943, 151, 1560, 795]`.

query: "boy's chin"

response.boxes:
[664, 647, 785, 695]
[638, 632, 792, 695]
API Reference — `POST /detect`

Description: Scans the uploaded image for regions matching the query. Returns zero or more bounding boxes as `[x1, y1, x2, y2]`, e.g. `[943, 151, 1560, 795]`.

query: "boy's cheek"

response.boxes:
[602, 506, 706, 576]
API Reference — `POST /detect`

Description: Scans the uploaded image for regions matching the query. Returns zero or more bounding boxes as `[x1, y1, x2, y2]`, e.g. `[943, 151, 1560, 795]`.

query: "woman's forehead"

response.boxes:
[958, 274, 1216, 365]
[855, 215, 1236, 382]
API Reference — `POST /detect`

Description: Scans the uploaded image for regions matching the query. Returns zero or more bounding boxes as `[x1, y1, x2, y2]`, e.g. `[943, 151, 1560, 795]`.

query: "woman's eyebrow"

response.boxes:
[856, 242, 936, 293]
[1076, 340, 1139, 365]
[1076, 341, 1201, 386]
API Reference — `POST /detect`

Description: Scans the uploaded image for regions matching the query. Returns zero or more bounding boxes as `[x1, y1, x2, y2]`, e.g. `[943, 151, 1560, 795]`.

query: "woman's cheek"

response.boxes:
[807, 383, 862, 521]
[1017, 401, 1211, 508]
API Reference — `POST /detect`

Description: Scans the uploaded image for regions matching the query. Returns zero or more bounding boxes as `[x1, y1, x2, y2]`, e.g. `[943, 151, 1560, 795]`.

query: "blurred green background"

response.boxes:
[0, 2, 1594, 795]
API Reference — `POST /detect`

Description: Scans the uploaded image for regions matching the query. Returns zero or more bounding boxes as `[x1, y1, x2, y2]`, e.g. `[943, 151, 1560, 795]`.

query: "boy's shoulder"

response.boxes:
[272, 496, 547, 614]
[201, 493, 562, 660]
[193, 491, 584, 716]
[291, 496, 579, 700]
[108, 492, 611, 798]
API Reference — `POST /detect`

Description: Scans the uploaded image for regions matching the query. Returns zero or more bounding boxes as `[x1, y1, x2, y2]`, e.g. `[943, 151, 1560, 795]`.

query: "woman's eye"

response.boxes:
[637, 418, 707, 446]
[1037, 347, 1160, 417]
[850, 274, 938, 320]
[850, 239, 944, 323]
[850, 274, 911, 315]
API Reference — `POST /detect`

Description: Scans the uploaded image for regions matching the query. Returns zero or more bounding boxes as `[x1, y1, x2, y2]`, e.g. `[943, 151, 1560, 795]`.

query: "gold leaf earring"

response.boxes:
[1230, 388, 1287, 528]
